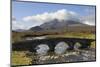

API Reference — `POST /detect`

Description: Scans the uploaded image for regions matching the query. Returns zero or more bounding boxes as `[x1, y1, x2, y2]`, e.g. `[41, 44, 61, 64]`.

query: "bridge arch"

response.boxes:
[54, 41, 69, 54]
[35, 44, 50, 56]
[74, 42, 82, 50]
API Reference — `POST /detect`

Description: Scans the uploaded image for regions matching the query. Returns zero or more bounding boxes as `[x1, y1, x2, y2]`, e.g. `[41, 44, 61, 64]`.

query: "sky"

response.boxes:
[12, 1, 96, 30]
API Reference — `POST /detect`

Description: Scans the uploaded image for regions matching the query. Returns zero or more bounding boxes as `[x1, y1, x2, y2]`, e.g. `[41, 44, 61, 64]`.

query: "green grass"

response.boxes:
[11, 51, 32, 66]
[91, 41, 96, 48]
[12, 32, 95, 43]
[47, 33, 95, 39]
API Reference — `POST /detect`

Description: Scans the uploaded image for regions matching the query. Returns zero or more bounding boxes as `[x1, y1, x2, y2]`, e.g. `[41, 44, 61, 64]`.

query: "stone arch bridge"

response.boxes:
[12, 38, 95, 52]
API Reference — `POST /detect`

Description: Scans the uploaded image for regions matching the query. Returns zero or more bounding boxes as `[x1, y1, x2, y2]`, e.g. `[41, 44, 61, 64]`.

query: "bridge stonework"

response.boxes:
[12, 38, 95, 52]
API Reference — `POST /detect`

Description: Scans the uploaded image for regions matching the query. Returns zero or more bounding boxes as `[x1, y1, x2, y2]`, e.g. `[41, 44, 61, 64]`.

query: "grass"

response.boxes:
[47, 33, 95, 39]
[90, 42, 96, 48]
[11, 51, 32, 66]
[12, 31, 95, 43]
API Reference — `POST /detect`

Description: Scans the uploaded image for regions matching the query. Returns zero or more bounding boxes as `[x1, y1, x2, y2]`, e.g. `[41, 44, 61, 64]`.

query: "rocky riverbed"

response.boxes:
[26, 48, 95, 65]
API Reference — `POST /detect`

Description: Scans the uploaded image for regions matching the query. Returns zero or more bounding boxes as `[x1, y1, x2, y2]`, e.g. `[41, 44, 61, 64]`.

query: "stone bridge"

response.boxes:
[12, 38, 95, 52]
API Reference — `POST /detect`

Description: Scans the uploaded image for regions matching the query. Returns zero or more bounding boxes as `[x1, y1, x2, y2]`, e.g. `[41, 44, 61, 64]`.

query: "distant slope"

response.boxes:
[29, 19, 95, 33]
[40, 19, 87, 30]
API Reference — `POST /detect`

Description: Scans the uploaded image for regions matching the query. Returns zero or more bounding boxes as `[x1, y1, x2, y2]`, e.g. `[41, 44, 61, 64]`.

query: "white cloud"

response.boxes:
[23, 9, 79, 25]
[12, 17, 27, 30]
[81, 14, 95, 25]
[12, 9, 95, 30]
[82, 7, 95, 26]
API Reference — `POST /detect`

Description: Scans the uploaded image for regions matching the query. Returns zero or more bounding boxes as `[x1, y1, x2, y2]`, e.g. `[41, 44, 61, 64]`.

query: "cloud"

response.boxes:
[82, 7, 95, 25]
[12, 9, 95, 30]
[23, 9, 80, 25]
[12, 16, 27, 30]
[81, 14, 95, 25]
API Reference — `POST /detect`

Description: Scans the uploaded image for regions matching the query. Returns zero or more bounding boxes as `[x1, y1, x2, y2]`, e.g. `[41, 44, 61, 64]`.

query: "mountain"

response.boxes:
[30, 26, 43, 32]
[12, 29, 27, 32]
[40, 19, 86, 30]
[29, 19, 95, 33]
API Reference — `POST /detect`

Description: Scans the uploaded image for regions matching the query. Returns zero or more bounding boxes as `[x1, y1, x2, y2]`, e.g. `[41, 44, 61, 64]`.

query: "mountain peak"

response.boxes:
[29, 19, 90, 32]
